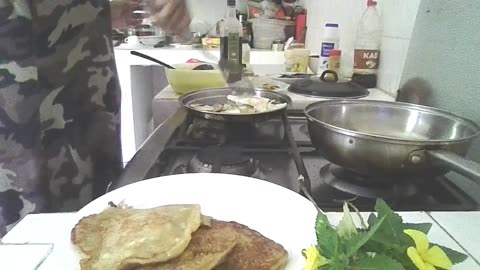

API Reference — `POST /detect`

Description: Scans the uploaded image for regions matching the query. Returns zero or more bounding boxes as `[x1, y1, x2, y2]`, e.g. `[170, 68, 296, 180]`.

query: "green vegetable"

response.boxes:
[336, 203, 357, 240]
[303, 199, 468, 270]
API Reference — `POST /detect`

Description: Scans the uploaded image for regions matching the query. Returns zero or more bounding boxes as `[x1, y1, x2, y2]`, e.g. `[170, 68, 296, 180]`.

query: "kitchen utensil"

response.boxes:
[60, 173, 317, 270]
[167, 65, 226, 94]
[125, 35, 140, 46]
[308, 55, 320, 74]
[138, 35, 164, 46]
[305, 100, 480, 183]
[272, 39, 285, 51]
[179, 88, 291, 122]
[289, 71, 369, 98]
[130, 51, 175, 69]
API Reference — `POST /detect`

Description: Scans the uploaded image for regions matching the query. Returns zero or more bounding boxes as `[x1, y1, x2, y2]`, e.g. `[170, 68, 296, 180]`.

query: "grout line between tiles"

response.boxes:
[426, 212, 480, 267]
[382, 35, 412, 40]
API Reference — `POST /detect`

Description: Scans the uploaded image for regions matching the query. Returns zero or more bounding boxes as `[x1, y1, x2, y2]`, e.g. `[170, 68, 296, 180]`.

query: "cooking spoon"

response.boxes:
[130, 51, 214, 70]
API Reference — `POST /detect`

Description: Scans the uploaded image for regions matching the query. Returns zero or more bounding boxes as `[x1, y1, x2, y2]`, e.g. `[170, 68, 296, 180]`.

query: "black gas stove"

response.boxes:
[114, 109, 478, 211]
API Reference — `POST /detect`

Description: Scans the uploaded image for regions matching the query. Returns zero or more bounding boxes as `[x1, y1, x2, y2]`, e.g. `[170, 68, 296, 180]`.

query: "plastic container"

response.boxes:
[242, 41, 251, 64]
[250, 18, 295, 49]
[166, 64, 226, 95]
[284, 43, 310, 73]
[353, 0, 382, 75]
[319, 23, 340, 71]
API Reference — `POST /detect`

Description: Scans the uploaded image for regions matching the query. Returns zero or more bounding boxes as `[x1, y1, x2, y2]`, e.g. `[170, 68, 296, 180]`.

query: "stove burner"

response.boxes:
[188, 118, 257, 141]
[320, 164, 418, 199]
[186, 145, 258, 176]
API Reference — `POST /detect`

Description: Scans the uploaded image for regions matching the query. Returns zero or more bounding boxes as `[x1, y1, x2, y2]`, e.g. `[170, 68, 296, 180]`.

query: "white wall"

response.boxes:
[187, 0, 248, 33]
[305, 0, 420, 94]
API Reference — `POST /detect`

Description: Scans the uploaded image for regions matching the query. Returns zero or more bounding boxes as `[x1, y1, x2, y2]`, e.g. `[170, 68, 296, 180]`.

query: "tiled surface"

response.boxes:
[4, 212, 479, 269]
[187, 0, 226, 31]
[382, 0, 421, 38]
[305, 0, 420, 93]
[377, 37, 411, 93]
[429, 212, 480, 264]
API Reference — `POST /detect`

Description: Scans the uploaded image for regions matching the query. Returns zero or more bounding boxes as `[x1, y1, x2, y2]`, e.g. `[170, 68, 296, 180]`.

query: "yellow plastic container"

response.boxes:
[166, 63, 227, 95]
[284, 48, 310, 73]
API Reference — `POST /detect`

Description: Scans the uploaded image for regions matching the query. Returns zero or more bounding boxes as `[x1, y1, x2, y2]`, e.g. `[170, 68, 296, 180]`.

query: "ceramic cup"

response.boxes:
[125, 35, 140, 46]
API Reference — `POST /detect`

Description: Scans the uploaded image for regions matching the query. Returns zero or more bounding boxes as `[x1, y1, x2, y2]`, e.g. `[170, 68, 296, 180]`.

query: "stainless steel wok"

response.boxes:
[305, 100, 480, 183]
[179, 88, 291, 122]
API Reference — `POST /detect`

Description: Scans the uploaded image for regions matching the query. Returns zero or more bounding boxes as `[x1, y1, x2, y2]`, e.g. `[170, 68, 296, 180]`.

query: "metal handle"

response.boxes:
[427, 150, 480, 185]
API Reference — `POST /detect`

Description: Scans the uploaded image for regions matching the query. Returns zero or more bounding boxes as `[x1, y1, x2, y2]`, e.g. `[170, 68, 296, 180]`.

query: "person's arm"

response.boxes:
[147, 0, 191, 35]
[110, 0, 138, 29]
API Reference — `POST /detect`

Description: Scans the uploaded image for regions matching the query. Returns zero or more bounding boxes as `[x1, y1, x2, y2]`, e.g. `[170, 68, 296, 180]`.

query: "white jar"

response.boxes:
[319, 23, 340, 71]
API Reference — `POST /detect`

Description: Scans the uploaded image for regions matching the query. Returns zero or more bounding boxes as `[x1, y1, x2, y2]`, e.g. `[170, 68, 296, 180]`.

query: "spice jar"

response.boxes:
[326, 49, 341, 79]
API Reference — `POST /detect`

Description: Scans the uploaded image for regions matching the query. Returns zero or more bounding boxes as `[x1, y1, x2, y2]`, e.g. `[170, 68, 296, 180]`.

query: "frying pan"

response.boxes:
[305, 100, 480, 184]
[179, 88, 291, 122]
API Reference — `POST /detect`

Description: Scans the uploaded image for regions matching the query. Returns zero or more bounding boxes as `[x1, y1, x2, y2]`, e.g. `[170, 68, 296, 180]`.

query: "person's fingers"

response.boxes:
[148, 0, 190, 34]
[163, 2, 189, 33]
[168, 13, 190, 34]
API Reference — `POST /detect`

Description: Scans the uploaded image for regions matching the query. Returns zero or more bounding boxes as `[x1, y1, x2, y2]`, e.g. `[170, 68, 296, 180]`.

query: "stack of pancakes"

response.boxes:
[71, 205, 288, 270]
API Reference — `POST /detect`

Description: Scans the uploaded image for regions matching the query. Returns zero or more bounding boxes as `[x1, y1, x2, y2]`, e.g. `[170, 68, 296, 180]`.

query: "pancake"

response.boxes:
[213, 221, 288, 270]
[137, 221, 238, 270]
[71, 205, 202, 270]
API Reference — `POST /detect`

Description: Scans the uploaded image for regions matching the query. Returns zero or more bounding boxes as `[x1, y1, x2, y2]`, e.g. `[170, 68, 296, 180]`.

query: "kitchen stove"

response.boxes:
[115, 109, 478, 211]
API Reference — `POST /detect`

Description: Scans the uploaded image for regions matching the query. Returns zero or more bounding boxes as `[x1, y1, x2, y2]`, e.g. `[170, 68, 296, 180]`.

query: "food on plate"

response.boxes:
[214, 221, 288, 270]
[261, 83, 280, 91]
[189, 95, 287, 114]
[138, 220, 238, 270]
[71, 205, 202, 270]
[71, 205, 288, 270]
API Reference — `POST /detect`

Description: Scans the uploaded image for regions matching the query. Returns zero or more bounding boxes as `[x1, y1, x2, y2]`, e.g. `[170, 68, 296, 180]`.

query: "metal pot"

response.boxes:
[179, 88, 291, 122]
[305, 100, 480, 184]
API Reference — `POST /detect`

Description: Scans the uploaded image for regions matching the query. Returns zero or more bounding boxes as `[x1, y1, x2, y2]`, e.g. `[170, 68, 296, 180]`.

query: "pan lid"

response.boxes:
[288, 70, 369, 98]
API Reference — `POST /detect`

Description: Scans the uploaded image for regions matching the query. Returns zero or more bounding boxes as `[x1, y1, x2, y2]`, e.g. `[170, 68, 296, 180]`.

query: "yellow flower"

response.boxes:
[303, 246, 327, 270]
[404, 229, 453, 270]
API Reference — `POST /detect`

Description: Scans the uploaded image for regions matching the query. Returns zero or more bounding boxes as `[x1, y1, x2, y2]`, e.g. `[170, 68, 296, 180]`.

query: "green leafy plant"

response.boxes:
[303, 199, 468, 270]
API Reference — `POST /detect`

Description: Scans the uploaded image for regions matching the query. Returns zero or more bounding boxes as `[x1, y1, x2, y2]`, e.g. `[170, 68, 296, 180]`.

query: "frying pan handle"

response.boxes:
[427, 150, 480, 185]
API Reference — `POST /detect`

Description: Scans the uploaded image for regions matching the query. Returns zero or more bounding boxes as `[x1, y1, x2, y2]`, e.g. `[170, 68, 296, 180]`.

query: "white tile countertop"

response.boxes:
[2, 212, 479, 269]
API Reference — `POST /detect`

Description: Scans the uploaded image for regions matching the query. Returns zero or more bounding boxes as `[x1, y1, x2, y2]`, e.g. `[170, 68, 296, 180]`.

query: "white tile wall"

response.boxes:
[377, 37, 411, 92]
[305, 0, 420, 93]
[187, 0, 226, 32]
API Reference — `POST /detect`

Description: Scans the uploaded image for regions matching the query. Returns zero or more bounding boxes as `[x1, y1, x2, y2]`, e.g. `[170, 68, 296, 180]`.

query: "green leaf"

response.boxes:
[367, 200, 411, 249]
[350, 253, 405, 270]
[337, 203, 358, 240]
[403, 223, 432, 234]
[432, 243, 468, 264]
[346, 216, 386, 257]
[316, 212, 340, 259]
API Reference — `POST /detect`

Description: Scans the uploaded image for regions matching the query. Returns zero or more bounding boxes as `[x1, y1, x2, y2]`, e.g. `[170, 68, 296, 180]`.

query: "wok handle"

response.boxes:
[427, 150, 480, 185]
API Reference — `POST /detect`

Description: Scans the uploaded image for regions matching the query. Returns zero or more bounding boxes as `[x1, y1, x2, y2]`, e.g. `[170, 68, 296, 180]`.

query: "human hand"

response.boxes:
[146, 0, 191, 35]
[111, 0, 142, 30]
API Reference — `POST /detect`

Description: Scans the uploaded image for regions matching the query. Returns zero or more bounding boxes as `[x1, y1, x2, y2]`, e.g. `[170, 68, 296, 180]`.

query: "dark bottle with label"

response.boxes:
[352, 0, 381, 88]
[220, 0, 243, 83]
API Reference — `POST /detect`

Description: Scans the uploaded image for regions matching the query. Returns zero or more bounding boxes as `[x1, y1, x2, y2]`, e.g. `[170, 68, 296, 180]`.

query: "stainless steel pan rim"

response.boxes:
[180, 88, 291, 116]
[305, 99, 480, 145]
[179, 88, 292, 123]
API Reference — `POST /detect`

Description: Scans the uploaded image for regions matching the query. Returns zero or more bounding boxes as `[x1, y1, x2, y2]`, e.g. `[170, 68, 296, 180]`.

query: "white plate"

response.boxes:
[252, 77, 290, 91]
[63, 173, 318, 269]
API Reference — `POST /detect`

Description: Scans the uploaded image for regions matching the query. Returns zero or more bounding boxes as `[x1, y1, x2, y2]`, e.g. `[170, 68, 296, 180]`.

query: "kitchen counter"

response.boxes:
[152, 85, 395, 126]
[2, 212, 479, 269]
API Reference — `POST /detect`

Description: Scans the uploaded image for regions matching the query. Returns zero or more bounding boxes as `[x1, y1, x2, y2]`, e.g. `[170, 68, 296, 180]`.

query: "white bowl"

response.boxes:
[139, 36, 164, 46]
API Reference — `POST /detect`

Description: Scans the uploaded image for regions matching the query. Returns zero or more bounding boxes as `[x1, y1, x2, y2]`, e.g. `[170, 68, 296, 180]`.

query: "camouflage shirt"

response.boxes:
[0, 0, 122, 235]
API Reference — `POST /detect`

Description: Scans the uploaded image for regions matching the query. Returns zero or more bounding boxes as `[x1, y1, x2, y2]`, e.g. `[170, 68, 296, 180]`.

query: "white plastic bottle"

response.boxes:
[318, 23, 340, 71]
[353, 0, 382, 76]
